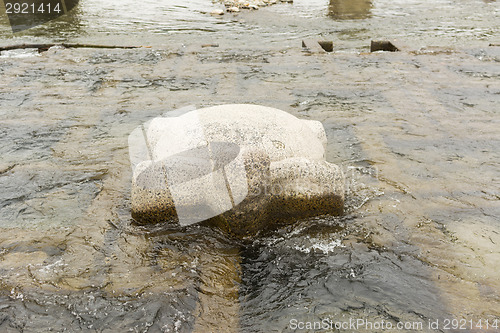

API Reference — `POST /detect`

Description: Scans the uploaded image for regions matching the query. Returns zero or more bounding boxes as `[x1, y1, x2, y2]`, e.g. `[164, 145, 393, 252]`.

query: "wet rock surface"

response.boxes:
[0, 0, 499, 330]
[0, 44, 498, 331]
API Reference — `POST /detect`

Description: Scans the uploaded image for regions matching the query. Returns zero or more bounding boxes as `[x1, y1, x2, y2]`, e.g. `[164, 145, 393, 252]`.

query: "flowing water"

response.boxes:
[0, 0, 499, 332]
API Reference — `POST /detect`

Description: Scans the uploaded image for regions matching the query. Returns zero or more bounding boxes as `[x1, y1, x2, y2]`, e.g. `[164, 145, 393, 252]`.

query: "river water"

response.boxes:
[0, 0, 499, 332]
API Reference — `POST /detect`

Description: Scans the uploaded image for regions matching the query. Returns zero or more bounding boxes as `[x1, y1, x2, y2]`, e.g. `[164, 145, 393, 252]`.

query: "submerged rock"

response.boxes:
[129, 104, 344, 238]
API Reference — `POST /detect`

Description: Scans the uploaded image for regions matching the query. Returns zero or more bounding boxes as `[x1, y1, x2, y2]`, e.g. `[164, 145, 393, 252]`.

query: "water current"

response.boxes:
[0, 0, 499, 332]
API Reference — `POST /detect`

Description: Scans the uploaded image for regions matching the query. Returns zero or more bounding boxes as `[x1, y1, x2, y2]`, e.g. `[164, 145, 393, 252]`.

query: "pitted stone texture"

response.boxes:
[129, 104, 344, 238]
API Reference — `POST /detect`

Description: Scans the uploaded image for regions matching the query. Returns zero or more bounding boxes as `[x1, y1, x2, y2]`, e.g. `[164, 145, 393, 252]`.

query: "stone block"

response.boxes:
[302, 38, 327, 53]
[370, 39, 409, 52]
[128, 104, 344, 238]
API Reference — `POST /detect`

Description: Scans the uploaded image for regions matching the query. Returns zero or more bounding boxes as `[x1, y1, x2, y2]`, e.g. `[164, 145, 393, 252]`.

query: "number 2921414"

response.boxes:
[5, 2, 62, 14]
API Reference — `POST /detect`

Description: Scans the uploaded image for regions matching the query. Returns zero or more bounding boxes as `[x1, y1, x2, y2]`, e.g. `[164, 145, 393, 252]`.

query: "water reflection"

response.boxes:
[28, 2, 84, 38]
[64, 0, 78, 12]
[328, 0, 372, 20]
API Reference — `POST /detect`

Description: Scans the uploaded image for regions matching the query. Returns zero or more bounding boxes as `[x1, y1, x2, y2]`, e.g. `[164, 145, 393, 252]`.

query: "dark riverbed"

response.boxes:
[1, 0, 499, 332]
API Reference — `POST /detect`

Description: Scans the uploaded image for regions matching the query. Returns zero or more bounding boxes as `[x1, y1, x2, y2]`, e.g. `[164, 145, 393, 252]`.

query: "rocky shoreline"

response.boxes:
[212, 0, 293, 14]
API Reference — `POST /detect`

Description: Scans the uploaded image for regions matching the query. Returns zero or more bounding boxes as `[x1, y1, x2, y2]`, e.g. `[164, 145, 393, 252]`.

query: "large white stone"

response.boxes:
[129, 104, 344, 237]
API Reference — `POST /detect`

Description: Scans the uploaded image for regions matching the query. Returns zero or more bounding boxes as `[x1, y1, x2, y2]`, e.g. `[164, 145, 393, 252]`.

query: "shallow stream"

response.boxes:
[0, 0, 499, 332]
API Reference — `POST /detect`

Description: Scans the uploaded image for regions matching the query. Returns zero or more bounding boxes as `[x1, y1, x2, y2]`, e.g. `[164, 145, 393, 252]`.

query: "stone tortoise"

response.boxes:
[129, 104, 344, 238]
